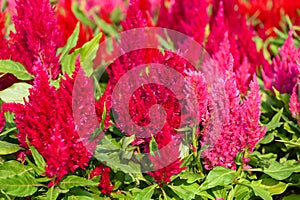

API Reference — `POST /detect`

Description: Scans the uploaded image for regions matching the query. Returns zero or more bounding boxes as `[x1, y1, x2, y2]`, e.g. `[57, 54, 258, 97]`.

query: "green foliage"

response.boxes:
[0, 60, 34, 80]
[0, 82, 32, 103]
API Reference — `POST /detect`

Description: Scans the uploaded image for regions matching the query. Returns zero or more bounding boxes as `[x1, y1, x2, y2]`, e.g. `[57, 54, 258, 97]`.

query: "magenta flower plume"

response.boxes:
[207, 0, 267, 94]
[0, 110, 5, 132]
[90, 164, 114, 194]
[290, 83, 300, 122]
[2, 65, 92, 186]
[201, 55, 265, 170]
[148, 136, 187, 185]
[121, 0, 153, 30]
[1, 0, 62, 79]
[240, 75, 266, 153]
[158, 0, 209, 44]
[263, 29, 300, 94]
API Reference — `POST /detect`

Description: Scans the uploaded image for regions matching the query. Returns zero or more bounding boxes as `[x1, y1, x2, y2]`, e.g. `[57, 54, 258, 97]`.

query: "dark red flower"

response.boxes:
[0, 110, 5, 132]
[2, 64, 91, 185]
[158, 0, 209, 44]
[56, 0, 94, 51]
[237, 0, 300, 38]
[90, 164, 114, 194]
[263, 30, 299, 94]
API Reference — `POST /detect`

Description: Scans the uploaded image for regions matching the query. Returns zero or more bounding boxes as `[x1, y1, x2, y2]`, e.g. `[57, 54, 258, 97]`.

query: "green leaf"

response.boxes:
[233, 184, 252, 200]
[263, 160, 300, 180]
[59, 175, 98, 190]
[180, 171, 204, 184]
[250, 181, 272, 200]
[259, 132, 275, 144]
[259, 178, 289, 195]
[46, 187, 60, 200]
[0, 141, 23, 155]
[60, 52, 77, 76]
[168, 185, 196, 200]
[199, 166, 235, 190]
[59, 23, 80, 58]
[266, 108, 283, 131]
[94, 16, 118, 35]
[0, 60, 33, 80]
[283, 194, 300, 200]
[0, 82, 32, 103]
[75, 33, 102, 77]
[59, 23, 80, 75]
[134, 185, 156, 200]
[0, 173, 38, 197]
[0, 160, 33, 177]
[149, 135, 159, 156]
[71, 2, 95, 28]
[28, 145, 46, 175]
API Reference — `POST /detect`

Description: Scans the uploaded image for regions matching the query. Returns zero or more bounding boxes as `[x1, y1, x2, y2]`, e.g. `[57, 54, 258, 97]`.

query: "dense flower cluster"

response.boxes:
[56, 0, 94, 50]
[290, 84, 300, 122]
[3, 66, 92, 185]
[0, 111, 5, 132]
[1, 0, 294, 195]
[90, 164, 114, 194]
[104, 0, 266, 183]
[237, 0, 300, 38]
[263, 30, 300, 94]
[0, 0, 62, 91]
[207, 0, 268, 94]
[201, 48, 266, 170]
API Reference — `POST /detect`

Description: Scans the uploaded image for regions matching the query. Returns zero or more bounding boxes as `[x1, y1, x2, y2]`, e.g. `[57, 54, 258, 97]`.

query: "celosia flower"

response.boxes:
[0, 110, 5, 132]
[78, 0, 127, 23]
[0, 11, 5, 38]
[201, 49, 265, 170]
[289, 83, 300, 122]
[2, 64, 92, 185]
[240, 75, 266, 153]
[9, 0, 62, 79]
[207, 0, 268, 94]
[90, 164, 114, 194]
[158, 0, 209, 44]
[56, 0, 94, 51]
[0, 0, 62, 91]
[263, 29, 299, 94]
[121, 0, 153, 30]
[237, 0, 300, 38]
[148, 136, 187, 185]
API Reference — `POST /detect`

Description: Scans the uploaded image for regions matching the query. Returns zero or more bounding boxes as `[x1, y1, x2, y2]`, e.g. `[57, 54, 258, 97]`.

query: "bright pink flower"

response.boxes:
[56, 0, 94, 51]
[2, 64, 92, 185]
[263, 30, 300, 94]
[158, 0, 209, 44]
[201, 49, 265, 170]
[0, 11, 5, 38]
[90, 164, 114, 194]
[207, 0, 268, 94]
[0, 110, 5, 132]
[290, 84, 300, 122]
[240, 75, 266, 153]
[8, 0, 62, 79]
[148, 136, 187, 185]
[0, 0, 62, 91]
[121, 0, 153, 30]
[237, 0, 300, 38]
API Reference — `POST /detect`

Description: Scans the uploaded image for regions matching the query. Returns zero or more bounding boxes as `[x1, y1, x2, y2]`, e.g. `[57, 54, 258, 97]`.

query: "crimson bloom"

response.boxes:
[263, 29, 299, 94]
[0, 111, 5, 132]
[290, 83, 300, 123]
[3, 64, 92, 185]
[56, 0, 94, 51]
[237, 0, 300, 38]
[0, 0, 62, 91]
[90, 164, 114, 194]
